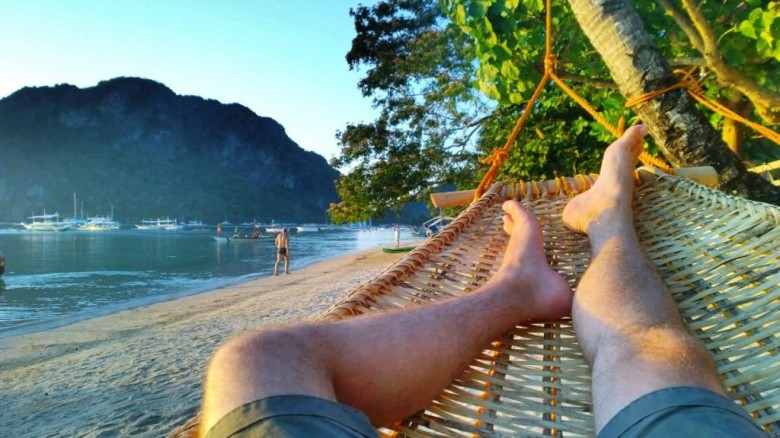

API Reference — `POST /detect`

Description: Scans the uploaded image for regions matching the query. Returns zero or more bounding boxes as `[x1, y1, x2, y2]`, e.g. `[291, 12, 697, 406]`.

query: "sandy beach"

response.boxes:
[0, 247, 406, 437]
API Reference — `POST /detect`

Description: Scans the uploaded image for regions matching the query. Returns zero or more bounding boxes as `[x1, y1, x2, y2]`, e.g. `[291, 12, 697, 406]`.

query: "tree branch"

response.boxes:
[681, 0, 780, 124]
[669, 56, 706, 67]
[656, 0, 704, 52]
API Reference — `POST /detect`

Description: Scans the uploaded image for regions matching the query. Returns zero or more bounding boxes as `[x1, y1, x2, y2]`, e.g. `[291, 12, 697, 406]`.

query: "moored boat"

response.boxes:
[184, 220, 207, 230]
[135, 218, 183, 231]
[78, 216, 121, 231]
[20, 213, 74, 232]
[296, 224, 320, 232]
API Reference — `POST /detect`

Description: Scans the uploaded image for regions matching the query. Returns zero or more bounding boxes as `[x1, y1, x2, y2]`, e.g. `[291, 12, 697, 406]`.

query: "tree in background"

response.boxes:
[331, 0, 779, 224]
[443, 0, 779, 203]
[329, 0, 614, 223]
[328, 0, 488, 224]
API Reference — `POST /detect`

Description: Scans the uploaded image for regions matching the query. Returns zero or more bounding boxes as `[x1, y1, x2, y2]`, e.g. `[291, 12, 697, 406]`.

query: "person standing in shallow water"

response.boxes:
[274, 228, 290, 276]
[393, 224, 400, 247]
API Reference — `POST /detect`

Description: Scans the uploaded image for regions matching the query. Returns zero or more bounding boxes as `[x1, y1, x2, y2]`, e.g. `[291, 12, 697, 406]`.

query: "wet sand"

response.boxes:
[0, 247, 405, 437]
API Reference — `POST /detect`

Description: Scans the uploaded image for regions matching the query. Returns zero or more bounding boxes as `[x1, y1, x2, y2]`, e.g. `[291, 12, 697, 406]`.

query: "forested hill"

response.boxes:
[0, 77, 340, 224]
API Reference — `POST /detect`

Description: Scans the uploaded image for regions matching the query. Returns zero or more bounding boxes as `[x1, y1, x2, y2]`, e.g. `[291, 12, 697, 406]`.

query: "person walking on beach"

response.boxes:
[201, 126, 765, 437]
[393, 224, 400, 247]
[273, 228, 289, 276]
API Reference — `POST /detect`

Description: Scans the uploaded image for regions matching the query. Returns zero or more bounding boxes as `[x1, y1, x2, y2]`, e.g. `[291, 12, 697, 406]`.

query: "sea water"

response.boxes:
[0, 227, 405, 338]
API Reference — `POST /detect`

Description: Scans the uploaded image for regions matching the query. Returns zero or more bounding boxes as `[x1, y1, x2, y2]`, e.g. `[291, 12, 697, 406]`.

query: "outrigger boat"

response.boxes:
[211, 224, 275, 243]
[135, 218, 183, 231]
[20, 213, 74, 231]
[78, 216, 121, 231]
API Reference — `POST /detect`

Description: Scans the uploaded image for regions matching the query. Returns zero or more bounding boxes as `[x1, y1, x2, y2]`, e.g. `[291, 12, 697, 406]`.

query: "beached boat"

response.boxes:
[78, 216, 121, 231]
[20, 213, 74, 231]
[382, 245, 416, 253]
[135, 218, 183, 231]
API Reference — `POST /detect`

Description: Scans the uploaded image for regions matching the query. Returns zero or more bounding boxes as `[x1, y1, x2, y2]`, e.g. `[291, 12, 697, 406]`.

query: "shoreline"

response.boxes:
[0, 246, 407, 437]
[0, 258, 307, 341]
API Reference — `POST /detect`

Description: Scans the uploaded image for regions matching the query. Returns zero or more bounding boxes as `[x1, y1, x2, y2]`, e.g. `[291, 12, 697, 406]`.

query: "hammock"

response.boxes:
[171, 169, 780, 437]
[319, 169, 780, 437]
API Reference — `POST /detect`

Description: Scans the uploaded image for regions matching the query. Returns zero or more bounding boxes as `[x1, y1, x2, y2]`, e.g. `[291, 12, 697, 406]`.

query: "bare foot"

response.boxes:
[562, 125, 648, 236]
[499, 200, 572, 320]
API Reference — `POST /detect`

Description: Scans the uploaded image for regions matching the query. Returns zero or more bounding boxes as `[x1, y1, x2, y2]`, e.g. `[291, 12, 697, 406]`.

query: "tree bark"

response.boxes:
[566, 0, 779, 205]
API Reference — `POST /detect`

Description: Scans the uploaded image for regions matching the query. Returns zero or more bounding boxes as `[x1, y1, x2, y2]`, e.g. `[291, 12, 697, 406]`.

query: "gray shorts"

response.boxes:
[206, 387, 765, 437]
[204, 394, 378, 438]
[599, 386, 766, 437]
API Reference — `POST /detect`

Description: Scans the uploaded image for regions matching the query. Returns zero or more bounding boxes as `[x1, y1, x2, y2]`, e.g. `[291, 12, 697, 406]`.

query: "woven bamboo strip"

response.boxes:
[316, 171, 780, 437]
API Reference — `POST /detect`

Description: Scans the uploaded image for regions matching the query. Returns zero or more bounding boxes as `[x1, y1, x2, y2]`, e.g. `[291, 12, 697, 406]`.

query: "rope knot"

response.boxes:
[482, 148, 509, 165]
[544, 54, 558, 73]
[675, 69, 704, 96]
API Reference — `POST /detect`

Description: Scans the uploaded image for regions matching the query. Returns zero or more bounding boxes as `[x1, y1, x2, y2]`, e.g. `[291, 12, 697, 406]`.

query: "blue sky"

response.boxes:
[0, 0, 379, 162]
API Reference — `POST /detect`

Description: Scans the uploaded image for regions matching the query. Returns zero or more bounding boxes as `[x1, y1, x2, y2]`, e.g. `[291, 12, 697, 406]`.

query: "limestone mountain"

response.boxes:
[0, 77, 340, 224]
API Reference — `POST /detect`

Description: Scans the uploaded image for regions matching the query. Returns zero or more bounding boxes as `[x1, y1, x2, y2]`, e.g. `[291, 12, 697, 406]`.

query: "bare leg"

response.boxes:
[273, 253, 281, 276]
[562, 125, 724, 432]
[284, 254, 289, 274]
[201, 202, 572, 435]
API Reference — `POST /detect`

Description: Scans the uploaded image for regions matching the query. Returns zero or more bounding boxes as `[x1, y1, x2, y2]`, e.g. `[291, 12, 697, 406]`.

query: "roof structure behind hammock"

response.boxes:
[317, 169, 780, 437]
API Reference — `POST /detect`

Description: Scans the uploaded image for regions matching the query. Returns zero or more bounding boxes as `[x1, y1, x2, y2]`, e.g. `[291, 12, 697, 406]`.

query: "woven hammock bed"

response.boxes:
[173, 169, 780, 437]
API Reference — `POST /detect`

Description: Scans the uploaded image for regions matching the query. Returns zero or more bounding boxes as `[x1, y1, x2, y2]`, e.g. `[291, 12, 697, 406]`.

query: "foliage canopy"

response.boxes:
[330, 0, 780, 223]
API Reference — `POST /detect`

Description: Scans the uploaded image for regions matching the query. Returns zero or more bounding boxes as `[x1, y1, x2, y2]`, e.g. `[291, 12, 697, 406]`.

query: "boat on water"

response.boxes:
[212, 224, 275, 242]
[210, 234, 274, 243]
[78, 216, 121, 231]
[296, 224, 320, 232]
[184, 220, 207, 230]
[411, 215, 454, 237]
[20, 213, 74, 231]
[135, 218, 184, 231]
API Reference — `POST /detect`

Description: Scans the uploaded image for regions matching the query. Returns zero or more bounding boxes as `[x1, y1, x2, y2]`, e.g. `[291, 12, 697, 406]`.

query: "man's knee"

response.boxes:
[208, 326, 308, 377]
[595, 324, 721, 388]
[633, 325, 716, 371]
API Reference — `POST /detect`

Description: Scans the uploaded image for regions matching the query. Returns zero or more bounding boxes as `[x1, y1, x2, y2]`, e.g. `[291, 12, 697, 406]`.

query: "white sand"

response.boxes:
[0, 248, 405, 437]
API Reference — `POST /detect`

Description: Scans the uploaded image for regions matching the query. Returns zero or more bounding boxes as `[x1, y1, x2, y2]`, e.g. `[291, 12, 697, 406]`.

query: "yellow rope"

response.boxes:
[473, 0, 675, 200]
[626, 68, 780, 146]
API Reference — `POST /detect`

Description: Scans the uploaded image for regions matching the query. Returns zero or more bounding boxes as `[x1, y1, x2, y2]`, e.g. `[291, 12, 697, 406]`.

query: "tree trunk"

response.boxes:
[566, 0, 779, 205]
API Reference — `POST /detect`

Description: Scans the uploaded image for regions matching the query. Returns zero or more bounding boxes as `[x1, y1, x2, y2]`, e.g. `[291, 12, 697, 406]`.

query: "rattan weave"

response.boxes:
[318, 170, 780, 437]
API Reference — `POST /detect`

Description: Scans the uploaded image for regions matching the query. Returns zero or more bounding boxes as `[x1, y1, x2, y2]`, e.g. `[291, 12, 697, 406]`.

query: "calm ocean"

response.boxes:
[0, 227, 403, 339]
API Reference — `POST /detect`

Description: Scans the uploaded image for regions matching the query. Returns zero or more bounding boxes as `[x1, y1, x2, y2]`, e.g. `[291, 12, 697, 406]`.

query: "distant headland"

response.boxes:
[0, 77, 339, 224]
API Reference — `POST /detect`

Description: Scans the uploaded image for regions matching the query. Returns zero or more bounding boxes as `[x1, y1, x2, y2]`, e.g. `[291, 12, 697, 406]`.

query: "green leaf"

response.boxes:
[508, 92, 524, 104]
[500, 59, 519, 78]
[740, 20, 757, 39]
[454, 4, 467, 26]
